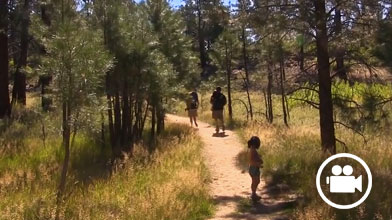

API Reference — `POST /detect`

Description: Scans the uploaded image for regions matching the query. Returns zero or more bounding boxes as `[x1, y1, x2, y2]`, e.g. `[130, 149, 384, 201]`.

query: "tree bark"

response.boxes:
[121, 79, 130, 151]
[12, 0, 29, 106]
[196, 0, 207, 77]
[314, 0, 336, 154]
[156, 99, 164, 135]
[114, 90, 121, 148]
[241, 27, 253, 120]
[55, 101, 71, 220]
[241, 27, 250, 85]
[279, 58, 288, 126]
[150, 104, 156, 152]
[224, 39, 233, 120]
[299, 43, 304, 71]
[334, 7, 347, 81]
[266, 60, 273, 123]
[0, 0, 11, 118]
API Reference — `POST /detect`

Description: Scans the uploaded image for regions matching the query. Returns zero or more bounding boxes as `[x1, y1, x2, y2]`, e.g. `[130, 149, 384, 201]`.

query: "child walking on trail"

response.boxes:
[248, 136, 263, 201]
[185, 91, 199, 127]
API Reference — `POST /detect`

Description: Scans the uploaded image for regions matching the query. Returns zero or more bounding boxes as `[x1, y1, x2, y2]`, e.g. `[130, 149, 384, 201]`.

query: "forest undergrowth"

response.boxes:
[0, 106, 213, 220]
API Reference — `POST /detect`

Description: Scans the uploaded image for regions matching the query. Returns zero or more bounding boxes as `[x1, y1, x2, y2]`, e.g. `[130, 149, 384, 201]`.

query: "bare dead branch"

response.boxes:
[286, 86, 319, 96]
[334, 121, 367, 144]
[335, 137, 348, 153]
[289, 97, 320, 109]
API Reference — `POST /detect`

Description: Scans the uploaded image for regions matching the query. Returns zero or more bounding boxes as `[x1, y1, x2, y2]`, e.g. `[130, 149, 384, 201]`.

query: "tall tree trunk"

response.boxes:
[334, 7, 347, 81]
[121, 79, 130, 151]
[314, 0, 336, 154]
[150, 104, 156, 152]
[12, 0, 29, 105]
[114, 90, 121, 148]
[106, 76, 115, 149]
[156, 99, 164, 135]
[263, 89, 268, 121]
[279, 58, 288, 126]
[266, 60, 273, 123]
[242, 27, 253, 120]
[299, 43, 304, 71]
[241, 27, 250, 85]
[0, 0, 11, 118]
[224, 40, 233, 120]
[196, 0, 207, 77]
[55, 102, 71, 220]
[244, 78, 253, 120]
[128, 96, 134, 153]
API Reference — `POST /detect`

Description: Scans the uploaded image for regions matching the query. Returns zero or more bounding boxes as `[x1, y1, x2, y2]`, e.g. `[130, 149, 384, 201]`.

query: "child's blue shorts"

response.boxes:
[249, 166, 260, 177]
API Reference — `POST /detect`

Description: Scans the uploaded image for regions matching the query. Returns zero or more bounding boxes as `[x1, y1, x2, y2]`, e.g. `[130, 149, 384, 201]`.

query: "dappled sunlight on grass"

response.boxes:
[0, 111, 213, 220]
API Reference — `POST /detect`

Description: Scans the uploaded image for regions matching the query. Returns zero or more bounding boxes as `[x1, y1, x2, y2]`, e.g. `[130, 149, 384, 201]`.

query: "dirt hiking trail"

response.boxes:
[167, 114, 296, 220]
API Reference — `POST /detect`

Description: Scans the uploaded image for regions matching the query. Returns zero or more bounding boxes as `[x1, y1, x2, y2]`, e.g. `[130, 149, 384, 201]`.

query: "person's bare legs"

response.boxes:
[189, 117, 193, 127]
[193, 116, 198, 127]
[251, 175, 260, 199]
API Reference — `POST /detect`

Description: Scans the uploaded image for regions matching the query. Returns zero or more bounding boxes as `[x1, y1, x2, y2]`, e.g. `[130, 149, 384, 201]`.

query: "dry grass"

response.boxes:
[0, 111, 213, 220]
[174, 87, 392, 220]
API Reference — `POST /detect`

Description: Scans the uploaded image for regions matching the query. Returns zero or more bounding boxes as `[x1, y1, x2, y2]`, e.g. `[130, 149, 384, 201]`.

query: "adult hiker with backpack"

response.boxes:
[185, 90, 199, 127]
[210, 87, 227, 133]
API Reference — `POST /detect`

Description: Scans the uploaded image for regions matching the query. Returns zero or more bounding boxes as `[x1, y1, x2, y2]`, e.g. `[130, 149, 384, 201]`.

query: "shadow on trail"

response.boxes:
[212, 132, 228, 138]
[213, 194, 296, 220]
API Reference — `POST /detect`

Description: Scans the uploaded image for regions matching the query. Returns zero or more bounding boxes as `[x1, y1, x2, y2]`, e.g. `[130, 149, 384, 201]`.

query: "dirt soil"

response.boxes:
[167, 114, 297, 220]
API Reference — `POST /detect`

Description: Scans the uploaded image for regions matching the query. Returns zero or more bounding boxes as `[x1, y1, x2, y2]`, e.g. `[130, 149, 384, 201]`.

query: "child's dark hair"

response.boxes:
[248, 136, 261, 149]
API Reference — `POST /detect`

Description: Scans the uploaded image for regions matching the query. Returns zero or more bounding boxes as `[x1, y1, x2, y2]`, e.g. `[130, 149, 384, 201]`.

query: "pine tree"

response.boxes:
[0, 0, 11, 118]
[36, 1, 112, 217]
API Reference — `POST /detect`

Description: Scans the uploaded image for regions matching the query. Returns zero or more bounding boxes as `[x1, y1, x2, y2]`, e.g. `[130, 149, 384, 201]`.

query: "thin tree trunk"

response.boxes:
[267, 60, 273, 123]
[241, 27, 253, 120]
[114, 90, 121, 148]
[263, 89, 268, 121]
[55, 102, 71, 220]
[156, 99, 164, 135]
[334, 7, 347, 81]
[128, 96, 134, 153]
[196, 0, 207, 77]
[150, 104, 156, 152]
[279, 58, 288, 126]
[0, 0, 11, 118]
[101, 111, 105, 148]
[224, 40, 233, 120]
[242, 27, 250, 85]
[121, 80, 130, 151]
[299, 43, 304, 71]
[244, 78, 253, 120]
[314, 0, 336, 154]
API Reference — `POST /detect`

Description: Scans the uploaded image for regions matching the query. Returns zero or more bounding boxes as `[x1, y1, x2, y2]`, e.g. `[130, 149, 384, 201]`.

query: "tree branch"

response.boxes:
[334, 121, 367, 144]
[286, 86, 319, 96]
[289, 97, 319, 109]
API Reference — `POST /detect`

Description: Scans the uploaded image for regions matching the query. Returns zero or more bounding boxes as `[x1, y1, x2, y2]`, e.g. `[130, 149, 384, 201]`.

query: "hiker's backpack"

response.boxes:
[189, 92, 198, 109]
[190, 97, 198, 109]
[212, 93, 227, 110]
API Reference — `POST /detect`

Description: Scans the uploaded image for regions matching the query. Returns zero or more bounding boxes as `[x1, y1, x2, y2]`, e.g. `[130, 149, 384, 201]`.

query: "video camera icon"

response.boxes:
[316, 153, 372, 209]
[327, 165, 362, 193]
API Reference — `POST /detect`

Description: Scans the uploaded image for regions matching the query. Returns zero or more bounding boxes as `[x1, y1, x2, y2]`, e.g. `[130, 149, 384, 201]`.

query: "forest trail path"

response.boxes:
[167, 114, 295, 220]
